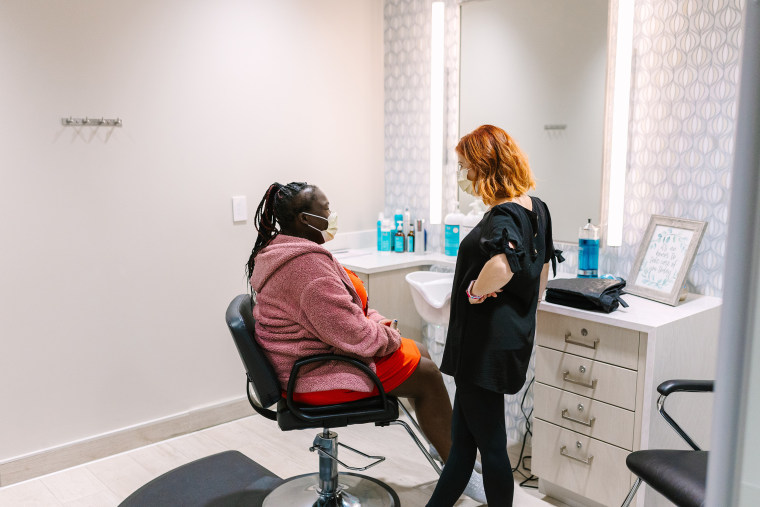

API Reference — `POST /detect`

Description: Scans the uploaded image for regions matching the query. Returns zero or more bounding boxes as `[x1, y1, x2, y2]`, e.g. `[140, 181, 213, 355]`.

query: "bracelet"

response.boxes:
[466, 280, 485, 300]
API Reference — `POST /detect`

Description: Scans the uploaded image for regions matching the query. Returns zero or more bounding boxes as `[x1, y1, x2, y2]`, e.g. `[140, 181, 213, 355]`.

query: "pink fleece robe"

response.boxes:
[249, 234, 402, 394]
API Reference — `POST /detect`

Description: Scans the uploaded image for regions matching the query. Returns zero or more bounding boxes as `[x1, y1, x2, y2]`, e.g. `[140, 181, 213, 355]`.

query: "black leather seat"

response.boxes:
[225, 294, 439, 507]
[621, 379, 713, 507]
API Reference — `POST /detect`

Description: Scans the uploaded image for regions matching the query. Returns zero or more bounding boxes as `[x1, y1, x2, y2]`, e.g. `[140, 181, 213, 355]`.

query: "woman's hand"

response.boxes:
[466, 254, 513, 304]
[467, 280, 502, 304]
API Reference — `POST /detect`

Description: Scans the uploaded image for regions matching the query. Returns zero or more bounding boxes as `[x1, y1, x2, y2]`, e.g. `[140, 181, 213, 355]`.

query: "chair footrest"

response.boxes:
[310, 440, 386, 472]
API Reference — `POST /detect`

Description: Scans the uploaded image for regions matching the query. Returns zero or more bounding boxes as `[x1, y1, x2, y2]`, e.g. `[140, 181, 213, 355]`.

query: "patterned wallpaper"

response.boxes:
[383, 0, 459, 252]
[614, 0, 744, 296]
[384, 0, 744, 442]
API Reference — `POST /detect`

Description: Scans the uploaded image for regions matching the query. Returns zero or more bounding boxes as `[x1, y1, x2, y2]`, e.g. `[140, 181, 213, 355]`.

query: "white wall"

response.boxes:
[0, 0, 383, 462]
[459, 0, 608, 242]
[739, 272, 760, 504]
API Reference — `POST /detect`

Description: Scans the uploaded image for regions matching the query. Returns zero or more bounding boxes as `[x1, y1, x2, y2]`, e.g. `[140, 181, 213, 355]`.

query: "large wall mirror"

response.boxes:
[459, 0, 617, 243]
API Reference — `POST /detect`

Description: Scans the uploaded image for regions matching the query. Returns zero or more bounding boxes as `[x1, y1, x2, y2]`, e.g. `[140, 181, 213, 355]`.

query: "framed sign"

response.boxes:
[626, 216, 707, 306]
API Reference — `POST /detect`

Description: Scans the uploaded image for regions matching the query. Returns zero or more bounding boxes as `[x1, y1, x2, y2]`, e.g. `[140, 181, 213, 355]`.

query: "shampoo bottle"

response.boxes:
[444, 210, 465, 256]
[407, 221, 415, 253]
[380, 219, 392, 252]
[461, 201, 485, 243]
[394, 209, 403, 233]
[393, 224, 405, 252]
[376, 212, 384, 251]
[578, 219, 600, 278]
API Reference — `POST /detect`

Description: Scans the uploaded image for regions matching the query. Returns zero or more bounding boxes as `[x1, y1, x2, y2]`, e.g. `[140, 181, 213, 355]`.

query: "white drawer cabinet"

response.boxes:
[535, 346, 638, 410]
[533, 383, 635, 450]
[533, 419, 632, 507]
[534, 293, 721, 507]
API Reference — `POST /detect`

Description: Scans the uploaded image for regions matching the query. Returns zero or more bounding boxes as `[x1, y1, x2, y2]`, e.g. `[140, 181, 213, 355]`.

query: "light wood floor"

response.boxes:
[0, 413, 569, 506]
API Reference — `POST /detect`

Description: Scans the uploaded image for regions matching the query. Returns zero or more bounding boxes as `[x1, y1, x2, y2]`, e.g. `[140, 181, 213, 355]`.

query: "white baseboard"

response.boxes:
[0, 396, 252, 487]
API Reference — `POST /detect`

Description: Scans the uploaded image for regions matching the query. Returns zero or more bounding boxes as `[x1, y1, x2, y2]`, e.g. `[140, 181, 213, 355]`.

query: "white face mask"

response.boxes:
[458, 167, 477, 196]
[303, 212, 338, 242]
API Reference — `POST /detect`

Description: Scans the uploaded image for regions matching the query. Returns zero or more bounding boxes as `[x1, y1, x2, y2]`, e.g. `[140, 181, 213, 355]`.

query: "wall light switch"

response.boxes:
[232, 195, 248, 223]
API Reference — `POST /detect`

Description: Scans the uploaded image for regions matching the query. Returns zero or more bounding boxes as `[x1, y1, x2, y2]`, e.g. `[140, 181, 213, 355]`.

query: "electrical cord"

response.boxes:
[512, 376, 539, 489]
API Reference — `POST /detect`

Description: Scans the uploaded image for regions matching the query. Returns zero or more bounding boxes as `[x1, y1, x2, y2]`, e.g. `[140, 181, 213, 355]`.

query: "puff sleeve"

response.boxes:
[478, 211, 532, 275]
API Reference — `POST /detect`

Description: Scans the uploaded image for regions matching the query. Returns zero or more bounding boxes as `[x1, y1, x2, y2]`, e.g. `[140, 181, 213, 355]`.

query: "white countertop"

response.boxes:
[330, 248, 456, 274]
[330, 248, 722, 331]
[538, 292, 722, 332]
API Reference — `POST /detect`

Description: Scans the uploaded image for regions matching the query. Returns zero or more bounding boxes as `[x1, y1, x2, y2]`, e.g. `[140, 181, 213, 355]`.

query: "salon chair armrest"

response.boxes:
[657, 379, 714, 396]
[245, 377, 279, 421]
[285, 354, 390, 423]
[656, 379, 715, 451]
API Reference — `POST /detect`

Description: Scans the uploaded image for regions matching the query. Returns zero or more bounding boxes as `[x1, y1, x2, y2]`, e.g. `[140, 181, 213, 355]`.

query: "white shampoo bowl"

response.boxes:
[405, 271, 455, 326]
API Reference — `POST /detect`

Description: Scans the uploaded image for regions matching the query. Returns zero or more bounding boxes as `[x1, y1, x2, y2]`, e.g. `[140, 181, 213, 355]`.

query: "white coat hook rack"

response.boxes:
[61, 116, 123, 127]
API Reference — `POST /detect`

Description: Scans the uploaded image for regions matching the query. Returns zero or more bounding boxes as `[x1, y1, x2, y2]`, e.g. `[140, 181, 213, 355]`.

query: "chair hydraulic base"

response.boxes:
[262, 472, 399, 507]
[263, 430, 399, 507]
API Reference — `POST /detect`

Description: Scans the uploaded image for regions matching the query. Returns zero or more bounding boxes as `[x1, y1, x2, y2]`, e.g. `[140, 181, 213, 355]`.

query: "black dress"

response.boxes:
[440, 196, 555, 395]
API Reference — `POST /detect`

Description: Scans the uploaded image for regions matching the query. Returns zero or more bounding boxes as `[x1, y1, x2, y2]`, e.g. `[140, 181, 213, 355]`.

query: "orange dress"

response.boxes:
[290, 268, 421, 405]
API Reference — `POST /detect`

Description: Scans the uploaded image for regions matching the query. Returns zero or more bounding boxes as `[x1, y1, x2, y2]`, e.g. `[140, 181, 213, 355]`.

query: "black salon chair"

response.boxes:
[621, 379, 713, 507]
[225, 294, 440, 507]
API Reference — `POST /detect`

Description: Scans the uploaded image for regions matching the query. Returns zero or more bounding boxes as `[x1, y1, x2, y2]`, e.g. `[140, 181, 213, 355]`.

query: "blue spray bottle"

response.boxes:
[376, 212, 384, 251]
[578, 219, 600, 278]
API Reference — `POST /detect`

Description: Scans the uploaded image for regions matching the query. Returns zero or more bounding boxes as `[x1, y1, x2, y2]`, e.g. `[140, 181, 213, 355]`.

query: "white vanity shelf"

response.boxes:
[534, 294, 722, 507]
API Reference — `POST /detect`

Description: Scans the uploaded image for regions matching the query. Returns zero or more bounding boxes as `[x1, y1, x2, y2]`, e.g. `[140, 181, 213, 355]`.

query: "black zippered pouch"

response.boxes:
[545, 278, 628, 313]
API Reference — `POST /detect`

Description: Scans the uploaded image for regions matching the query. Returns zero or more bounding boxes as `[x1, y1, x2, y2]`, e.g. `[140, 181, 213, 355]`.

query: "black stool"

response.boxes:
[621, 379, 712, 507]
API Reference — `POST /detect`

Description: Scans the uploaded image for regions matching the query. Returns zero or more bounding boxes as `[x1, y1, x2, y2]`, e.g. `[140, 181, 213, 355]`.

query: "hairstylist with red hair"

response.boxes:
[427, 125, 559, 506]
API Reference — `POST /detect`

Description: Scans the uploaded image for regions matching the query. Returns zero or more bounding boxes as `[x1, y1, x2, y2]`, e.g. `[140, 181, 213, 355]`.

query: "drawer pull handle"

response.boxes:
[560, 445, 594, 465]
[561, 409, 596, 427]
[565, 332, 599, 349]
[562, 370, 598, 389]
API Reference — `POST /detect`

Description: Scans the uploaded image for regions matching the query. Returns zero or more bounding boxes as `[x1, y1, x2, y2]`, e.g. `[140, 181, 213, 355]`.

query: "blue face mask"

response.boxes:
[303, 212, 338, 242]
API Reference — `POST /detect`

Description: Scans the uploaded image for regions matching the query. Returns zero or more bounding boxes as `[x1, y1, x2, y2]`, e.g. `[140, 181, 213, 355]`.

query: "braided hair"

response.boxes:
[245, 181, 315, 282]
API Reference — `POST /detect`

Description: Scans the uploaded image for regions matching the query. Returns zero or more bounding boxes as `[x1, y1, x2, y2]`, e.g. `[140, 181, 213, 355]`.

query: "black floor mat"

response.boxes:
[119, 451, 284, 507]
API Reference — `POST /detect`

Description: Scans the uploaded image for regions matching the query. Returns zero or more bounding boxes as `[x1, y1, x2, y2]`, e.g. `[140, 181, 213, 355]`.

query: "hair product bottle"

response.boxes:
[407, 222, 415, 253]
[578, 219, 600, 278]
[380, 219, 392, 252]
[393, 224, 405, 252]
[444, 210, 465, 256]
[414, 219, 425, 253]
[376, 212, 384, 251]
[461, 201, 485, 243]
[394, 209, 403, 233]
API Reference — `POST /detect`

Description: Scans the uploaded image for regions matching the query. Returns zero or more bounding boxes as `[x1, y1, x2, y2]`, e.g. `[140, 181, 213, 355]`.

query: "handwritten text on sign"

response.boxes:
[635, 225, 694, 293]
